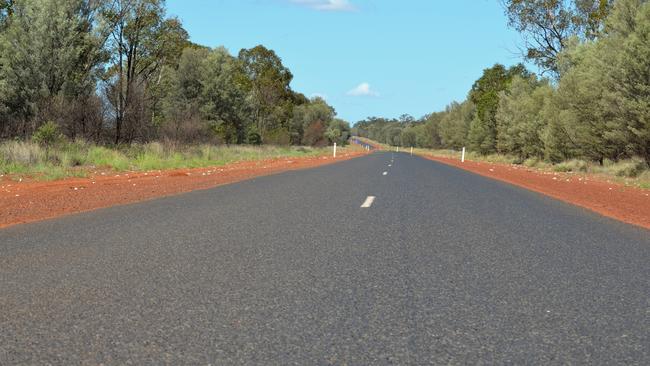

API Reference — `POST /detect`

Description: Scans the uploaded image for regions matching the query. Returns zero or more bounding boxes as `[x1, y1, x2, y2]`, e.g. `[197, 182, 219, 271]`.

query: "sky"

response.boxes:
[166, 0, 525, 123]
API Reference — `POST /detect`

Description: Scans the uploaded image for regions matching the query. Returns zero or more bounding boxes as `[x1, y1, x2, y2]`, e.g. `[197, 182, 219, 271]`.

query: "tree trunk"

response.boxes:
[115, 21, 124, 145]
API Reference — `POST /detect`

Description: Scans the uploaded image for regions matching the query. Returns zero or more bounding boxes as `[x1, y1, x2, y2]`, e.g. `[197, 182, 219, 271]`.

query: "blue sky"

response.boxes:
[167, 0, 525, 123]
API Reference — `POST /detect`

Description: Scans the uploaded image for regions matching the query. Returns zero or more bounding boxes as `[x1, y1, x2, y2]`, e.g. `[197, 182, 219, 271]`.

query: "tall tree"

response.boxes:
[159, 46, 209, 141]
[496, 75, 553, 159]
[103, 0, 188, 143]
[237, 45, 294, 139]
[467, 63, 529, 154]
[602, 0, 650, 166]
[502, 0, 613, 74]
[199, 47, 249, 144]
[438, 101, 475, 149]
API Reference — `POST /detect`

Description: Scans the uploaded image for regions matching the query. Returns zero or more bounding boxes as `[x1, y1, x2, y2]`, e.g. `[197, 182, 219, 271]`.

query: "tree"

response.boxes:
[602, 0, 650, 166]
[468, 63, 529, 154]
[326, 118, 351, 145]
[496, 75, 553, 159]
[400, 127, 417, 147]
[199, 47, 249, 144]
[502, 0, 613, 74]
[438, 100, 475, 149]
[159, 46, 208, 142]
[0, 0, 106, 137]
[102, 0, 188, 143]
[237, 45, 294, 139]
[292, 97, 335, 146]
[422, 112, 444, 148]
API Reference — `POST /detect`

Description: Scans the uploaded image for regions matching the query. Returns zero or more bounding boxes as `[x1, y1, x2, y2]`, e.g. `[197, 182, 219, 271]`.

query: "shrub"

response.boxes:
[553, 159, 589, 172]
[247, 130, 262, 145]
[32, 121, 63, 148]
[523, 157, 541, 168]
[612, 160, 647, 178]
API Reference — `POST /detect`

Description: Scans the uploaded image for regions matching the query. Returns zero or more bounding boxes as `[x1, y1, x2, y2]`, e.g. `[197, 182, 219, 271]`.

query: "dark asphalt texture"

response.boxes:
[1, 152, 649, 365]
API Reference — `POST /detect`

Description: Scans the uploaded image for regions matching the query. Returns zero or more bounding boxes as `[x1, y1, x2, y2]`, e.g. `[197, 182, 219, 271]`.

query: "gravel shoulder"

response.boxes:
[0, 151, 368, 228]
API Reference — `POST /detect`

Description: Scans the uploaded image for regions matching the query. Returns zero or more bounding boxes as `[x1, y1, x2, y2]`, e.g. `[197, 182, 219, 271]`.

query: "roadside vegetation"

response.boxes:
[0, 0, 351, 174]
[353, 0, 650, 188]
[0, 134, 350, 181]
[412, 148, 650, 190]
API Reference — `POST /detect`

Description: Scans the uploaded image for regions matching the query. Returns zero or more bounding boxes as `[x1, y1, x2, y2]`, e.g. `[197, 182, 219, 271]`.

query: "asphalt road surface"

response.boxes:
[1, 152, 649, 365]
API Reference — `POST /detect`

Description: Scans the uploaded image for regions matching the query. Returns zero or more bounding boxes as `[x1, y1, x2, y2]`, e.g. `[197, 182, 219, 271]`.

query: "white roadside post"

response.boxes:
[333, 143, 337, 158]
[461, 147, 466, 163]
[410, 146, 413, 156]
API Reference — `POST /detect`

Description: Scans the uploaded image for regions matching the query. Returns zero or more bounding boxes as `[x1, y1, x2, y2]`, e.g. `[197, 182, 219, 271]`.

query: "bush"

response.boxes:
[523, 157, 542, 168]
[612, 160, 647, 178]
[32, 121, 63, 148]
[553, 159, 589, 172]
[247, 130, 262, 145]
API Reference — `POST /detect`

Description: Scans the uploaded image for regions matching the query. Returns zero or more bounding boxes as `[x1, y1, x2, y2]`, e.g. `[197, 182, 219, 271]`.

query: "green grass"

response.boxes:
[0, 140, 347, 181]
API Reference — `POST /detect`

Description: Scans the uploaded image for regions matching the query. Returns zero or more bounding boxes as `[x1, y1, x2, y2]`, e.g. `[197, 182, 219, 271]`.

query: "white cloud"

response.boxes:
[291, 0, 356, 12]
[347, 82, 379, 97]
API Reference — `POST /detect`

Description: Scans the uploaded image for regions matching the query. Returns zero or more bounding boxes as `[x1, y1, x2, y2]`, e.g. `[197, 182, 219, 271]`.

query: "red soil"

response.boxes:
[0, 151, 367, 229]
[422, 155, 650, 230]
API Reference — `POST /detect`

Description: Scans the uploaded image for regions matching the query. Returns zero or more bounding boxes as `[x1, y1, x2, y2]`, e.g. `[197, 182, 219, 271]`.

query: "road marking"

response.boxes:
[388, 164, 392, 167]
[361, 196, 375, 208]
[382, 171, 388, 176]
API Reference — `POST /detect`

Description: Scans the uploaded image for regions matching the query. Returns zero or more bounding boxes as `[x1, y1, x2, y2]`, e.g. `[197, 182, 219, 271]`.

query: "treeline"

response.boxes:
[355, 0, 650, 166]
[0, 0, 350, 146]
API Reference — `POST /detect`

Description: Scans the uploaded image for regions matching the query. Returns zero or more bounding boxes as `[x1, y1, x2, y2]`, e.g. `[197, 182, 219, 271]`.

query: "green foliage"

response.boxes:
[468, 63, 530, 154]
[199, 47, 249, 144]
[438, 101, 474, 149]
[502, 0, 614, 73]
[0, 0, 350, 147]
[247, 130, 262, 145]
[496, 76, 553, 159]
[602, 0, 650, 166]
[0, 0, 105, 136]
[32, 121, 62, 147]
[291, 97, 335, 145]
[326, 118, 351, 145]
[238, 45, 295, 135]
[0, 138, 341, 180]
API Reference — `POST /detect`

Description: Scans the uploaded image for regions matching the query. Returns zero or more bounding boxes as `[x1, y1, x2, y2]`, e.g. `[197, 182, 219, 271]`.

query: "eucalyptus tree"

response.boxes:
[467, 63, 529, 154]
[496, 75, 553, 160]
[600, 0, 650, 166]
[0, 0, 106, 137]
[102, 0, 188, 143]
[199, 47, 250, 144]
[502, 0, 613, 74]
[237, 45, 294, 139]
[438, 101, 475, 149]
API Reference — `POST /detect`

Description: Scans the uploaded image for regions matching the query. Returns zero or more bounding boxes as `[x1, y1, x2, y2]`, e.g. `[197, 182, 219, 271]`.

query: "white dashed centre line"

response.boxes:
[361, 196, 376, 208]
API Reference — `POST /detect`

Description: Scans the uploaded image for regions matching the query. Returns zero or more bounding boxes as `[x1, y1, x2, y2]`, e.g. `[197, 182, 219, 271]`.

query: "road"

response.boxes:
[1, 152, 648, 364]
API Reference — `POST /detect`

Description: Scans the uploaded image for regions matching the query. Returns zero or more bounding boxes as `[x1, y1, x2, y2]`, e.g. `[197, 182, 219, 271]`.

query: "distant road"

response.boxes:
[1, 152, 648, 364]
